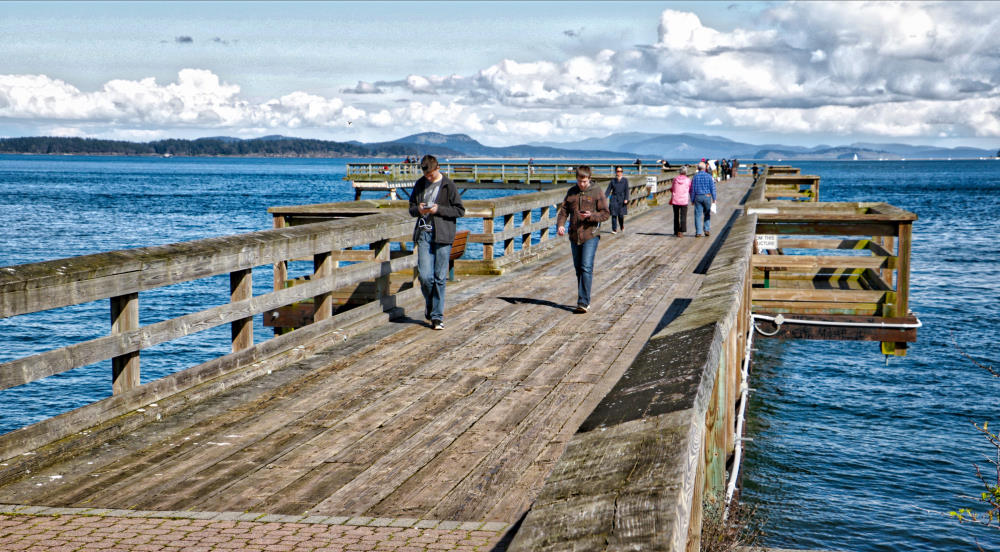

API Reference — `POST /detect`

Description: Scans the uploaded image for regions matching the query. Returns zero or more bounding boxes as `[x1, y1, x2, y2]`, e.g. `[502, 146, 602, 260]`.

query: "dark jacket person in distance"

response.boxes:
[605, 165, 629, 233]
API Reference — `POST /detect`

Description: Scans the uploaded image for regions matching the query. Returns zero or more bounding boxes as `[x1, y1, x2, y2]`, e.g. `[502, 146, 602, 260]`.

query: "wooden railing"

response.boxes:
[509, 213, 758, 552]
[762, 173, 819, 201]
[0, 212, 420, 459]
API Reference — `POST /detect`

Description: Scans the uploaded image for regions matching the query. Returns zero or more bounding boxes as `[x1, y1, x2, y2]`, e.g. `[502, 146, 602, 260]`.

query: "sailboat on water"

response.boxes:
[852, 153, 859, 161]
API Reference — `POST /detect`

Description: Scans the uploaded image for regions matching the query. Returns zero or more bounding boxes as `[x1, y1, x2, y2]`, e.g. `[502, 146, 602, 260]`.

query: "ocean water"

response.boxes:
[0, 155, 998, 550]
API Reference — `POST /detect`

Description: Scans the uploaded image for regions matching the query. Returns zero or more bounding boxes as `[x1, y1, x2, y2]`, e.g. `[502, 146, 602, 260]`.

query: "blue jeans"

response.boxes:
[570, 235, 600, 307]
[693, 194, 713, 235]
[416, 231, 451, 320]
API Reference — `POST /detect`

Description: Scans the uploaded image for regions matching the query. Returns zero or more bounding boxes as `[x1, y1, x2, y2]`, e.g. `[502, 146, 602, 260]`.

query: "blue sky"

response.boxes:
[1, 1, 998, 149]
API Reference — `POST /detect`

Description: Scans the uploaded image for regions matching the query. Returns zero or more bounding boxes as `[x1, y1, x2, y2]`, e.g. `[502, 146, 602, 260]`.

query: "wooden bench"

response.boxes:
[449, 230, 469, 281]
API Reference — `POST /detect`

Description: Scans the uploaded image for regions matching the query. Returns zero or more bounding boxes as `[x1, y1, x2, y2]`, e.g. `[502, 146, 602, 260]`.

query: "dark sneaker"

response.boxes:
[432, 319, 444, 330]
[705, 230, 710, 236]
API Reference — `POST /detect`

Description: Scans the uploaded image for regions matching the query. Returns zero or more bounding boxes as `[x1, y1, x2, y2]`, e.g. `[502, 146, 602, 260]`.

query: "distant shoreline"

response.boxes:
[1, 151, 997, 162]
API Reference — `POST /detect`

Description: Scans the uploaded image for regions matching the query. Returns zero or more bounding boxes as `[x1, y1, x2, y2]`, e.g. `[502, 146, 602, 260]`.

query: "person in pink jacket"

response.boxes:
[670, 166, 692, 237]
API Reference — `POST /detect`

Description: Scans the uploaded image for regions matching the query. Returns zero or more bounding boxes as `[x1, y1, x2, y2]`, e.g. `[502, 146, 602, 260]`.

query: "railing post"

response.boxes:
[538, 205, 551, 243]
[110, 293, 139, 394]
[894, 222, 911, 318]
[879, 235, 895, 288]
[483, 217, 495, 260]
[503, 214, 515, 257]
[372, 239, 391, 299]
[313, 251, 333, 322]
[521, 209, 532, 252]
[273, 215, 288, 291]
[272, 215, 289, 335]
[230, 268, 253, 352]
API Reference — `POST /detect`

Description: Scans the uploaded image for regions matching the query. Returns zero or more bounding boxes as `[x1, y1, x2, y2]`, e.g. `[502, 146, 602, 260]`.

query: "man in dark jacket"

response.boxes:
[605, 165, 629, 233]
[409, 155, 465, 330]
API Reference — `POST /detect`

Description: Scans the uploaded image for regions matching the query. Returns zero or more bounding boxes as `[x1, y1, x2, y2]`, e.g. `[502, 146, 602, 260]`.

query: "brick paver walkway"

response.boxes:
[0, 505, 509, 551]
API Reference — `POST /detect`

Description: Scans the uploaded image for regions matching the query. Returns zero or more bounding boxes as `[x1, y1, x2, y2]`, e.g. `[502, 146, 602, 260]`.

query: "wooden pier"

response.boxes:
[0, 164, 917, 551]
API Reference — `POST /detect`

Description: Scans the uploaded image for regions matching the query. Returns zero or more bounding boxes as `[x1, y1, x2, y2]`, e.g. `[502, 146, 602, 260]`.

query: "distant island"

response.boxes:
[0, 133, 996, 161]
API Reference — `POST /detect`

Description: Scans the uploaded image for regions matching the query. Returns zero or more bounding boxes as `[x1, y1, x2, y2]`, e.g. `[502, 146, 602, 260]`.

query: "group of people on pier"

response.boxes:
[408, 157, 725, 328]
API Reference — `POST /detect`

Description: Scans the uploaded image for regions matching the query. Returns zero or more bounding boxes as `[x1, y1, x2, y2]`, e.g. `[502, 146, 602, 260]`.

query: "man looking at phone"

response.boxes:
[556, 165, 610, 313]
[409, 154, 465, 330]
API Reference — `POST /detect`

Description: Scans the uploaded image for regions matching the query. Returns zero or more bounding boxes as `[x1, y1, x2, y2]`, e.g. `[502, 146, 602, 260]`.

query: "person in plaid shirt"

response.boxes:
[690, 161, 717, 237]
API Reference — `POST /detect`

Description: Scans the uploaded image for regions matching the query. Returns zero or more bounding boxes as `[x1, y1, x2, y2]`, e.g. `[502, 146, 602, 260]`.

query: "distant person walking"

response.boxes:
[670, 166, 692, 237]
[409, 154, 465, 330]
[605, 165, 629, 234]
[751, 163, 759, 182]
[557, 165, 610, 313]
[691, 161, 717, 237]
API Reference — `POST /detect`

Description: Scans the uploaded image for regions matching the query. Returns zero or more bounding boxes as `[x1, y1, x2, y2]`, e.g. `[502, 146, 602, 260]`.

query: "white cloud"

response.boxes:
[1, 2, 998, 145]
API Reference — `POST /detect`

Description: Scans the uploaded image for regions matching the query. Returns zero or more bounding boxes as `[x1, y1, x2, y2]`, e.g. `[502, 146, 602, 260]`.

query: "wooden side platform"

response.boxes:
[748, 168, 918, 355]
[0, 178, 753, 527]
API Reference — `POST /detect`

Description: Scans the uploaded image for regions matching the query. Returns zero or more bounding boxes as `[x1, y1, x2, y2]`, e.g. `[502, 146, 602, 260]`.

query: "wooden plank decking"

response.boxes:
[0, 177, 752, 527]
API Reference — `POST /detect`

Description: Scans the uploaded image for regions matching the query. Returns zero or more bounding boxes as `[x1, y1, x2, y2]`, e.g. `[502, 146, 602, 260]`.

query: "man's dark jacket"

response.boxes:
[408, 174, 466, 244]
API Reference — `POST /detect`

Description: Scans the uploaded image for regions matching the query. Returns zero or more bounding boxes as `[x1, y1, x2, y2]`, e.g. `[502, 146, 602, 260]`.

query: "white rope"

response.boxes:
[723, 322, 755, 520]
[725, 312, 921, 518]
[752, 312, 922, 330]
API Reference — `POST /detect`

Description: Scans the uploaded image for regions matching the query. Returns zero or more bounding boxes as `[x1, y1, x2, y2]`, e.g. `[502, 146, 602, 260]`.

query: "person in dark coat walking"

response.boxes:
[604, 166, 629, 233]
[408, 154, 465, 330]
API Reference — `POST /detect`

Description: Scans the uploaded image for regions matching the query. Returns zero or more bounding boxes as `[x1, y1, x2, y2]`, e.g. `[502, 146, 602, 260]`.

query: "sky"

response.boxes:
[1, 1, 998, 149]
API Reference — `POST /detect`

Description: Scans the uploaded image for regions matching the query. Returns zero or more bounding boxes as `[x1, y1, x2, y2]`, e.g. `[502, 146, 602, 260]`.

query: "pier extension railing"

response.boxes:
[510, 213, 758, 552]
[347, 162, 677, 198]
[347, 161, 669, 183]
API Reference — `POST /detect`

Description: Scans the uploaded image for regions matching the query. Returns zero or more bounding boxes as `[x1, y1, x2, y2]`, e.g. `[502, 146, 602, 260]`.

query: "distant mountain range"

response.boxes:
[531, 132, 998, 160]
[0, 132, 995, 160]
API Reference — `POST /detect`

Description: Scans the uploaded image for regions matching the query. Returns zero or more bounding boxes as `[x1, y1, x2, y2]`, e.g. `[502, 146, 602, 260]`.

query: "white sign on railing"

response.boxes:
[756, 234, 778, 251]
[645, 176, 657, 193]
